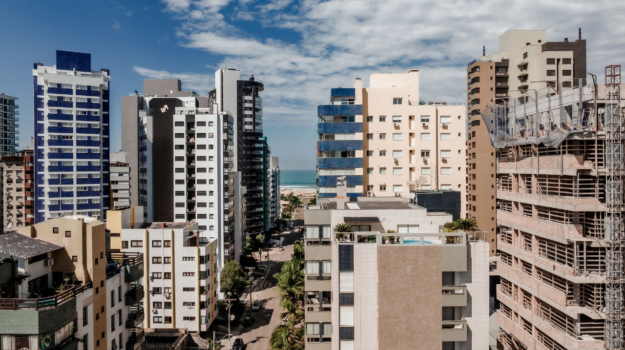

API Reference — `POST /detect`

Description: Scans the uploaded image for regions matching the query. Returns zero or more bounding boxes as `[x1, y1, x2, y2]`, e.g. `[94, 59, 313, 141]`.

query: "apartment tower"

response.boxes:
[0, 94, 19, 155]
[110, 151, 131, 210]
[215, 69, 267, 235]
[1, 149, 35, 230]
[33, 50, 111, 222]
[317, 71, 467, 216]
[467, 30, 587, 256]
[303, 195, 489, 350]
[269, 156, 280, 223]
[481, 51, 623, 349]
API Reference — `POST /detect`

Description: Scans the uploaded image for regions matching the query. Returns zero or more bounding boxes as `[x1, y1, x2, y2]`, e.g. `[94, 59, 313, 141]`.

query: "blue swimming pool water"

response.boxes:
[403, 239, 434, 245]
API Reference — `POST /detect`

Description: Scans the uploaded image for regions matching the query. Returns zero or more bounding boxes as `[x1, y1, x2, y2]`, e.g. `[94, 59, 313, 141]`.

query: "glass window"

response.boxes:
[392, 116, 402, 123]
[440, 116, 451, 124]
[441, 167, 452, 174]
[305, 261, 319, 274]
[393, 133, 403, 141]
[421, 168, 431, 175]
[421, 133, 431, 140]
[393, 168, 402, 175]
[393, 185, 402, 193]
[397, 225, 419, 233]
[393, 150, 402, 158]
[392, 98, 402, 105]
[441, 150, 452, 158]
[440, 133, 451, 140]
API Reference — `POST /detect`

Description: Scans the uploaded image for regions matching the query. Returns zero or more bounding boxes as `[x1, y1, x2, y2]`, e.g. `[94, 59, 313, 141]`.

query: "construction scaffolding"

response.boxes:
[604, 65, 624, 350]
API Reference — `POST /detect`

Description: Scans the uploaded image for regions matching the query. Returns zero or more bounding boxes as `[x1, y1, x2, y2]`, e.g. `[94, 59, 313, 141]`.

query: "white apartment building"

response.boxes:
[110, 151, 130, 210]
[361, 71, 467, 216]
[121, 221, 218, 333]
[269, 156, 280, 223]
[33, 50, 110, 223]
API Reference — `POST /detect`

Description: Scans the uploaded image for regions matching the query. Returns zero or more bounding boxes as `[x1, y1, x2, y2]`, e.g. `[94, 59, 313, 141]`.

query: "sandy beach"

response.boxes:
[280, 188, 317, 199]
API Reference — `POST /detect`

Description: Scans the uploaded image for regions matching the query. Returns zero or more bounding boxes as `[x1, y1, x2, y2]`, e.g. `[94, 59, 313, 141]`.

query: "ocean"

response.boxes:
[280, 170, 317, 190]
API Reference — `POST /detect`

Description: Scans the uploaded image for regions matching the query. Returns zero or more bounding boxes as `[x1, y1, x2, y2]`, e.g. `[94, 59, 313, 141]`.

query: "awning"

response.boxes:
[344, 217, 380, 223]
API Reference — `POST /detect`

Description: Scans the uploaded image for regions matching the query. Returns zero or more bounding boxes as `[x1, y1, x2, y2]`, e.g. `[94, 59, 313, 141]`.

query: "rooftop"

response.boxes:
[0, 231, 63, 259]
[147, 222, 195, 229]
[143, 329, 187, 350]
[318, 197, 420, 210]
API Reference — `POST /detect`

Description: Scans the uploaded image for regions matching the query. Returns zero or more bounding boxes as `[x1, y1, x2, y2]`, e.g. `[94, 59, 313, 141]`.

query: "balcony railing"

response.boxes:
[126, 307, 145, 328]
[0, 283, 91, 310]
[126, 329, 145, 350]
[125, 285, 145, 305]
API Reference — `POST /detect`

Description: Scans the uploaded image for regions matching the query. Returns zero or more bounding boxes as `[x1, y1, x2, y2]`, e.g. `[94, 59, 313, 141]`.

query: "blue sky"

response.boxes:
[1, 0, 623, 170]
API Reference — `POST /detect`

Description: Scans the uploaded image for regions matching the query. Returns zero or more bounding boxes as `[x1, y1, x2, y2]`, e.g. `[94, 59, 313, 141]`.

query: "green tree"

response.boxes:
[307, 197, 317, 206]
[270, 325, 304, 350]
[453, 218, 479, 231]
[292, 240, 304, 266]
[220, 260, 250, 300]
[274, 261, 304, 306]
[290, 196, 303, 209]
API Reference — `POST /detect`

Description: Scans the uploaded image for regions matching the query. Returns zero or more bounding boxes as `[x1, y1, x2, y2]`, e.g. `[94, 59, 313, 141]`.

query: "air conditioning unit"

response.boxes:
[394, 123, 400, 127]
[423, 158, 428, 162]
[165, 292, 171, 298]
[442, 157, 448, 161]
[44, 258, 54, 267]
[367, 191, 373, 197]
[442, 123, 448, 127]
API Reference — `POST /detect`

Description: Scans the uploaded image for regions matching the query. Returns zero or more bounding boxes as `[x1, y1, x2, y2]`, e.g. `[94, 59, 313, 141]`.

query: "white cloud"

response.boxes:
[151, 0, 625, 128]
[132, 66, 214, 94]
[112, 21, 121, 30]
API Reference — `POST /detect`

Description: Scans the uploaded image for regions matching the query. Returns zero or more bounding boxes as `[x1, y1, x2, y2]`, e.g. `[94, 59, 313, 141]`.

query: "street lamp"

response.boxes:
[224, 298, 237, 350]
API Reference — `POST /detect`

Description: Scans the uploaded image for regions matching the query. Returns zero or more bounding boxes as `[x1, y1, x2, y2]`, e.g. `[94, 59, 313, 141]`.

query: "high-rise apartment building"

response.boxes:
[317, 71, 467, 216]
[303, 191, 489, 350]
[316, 85, 364, 198]
[1, 216, 146, 350]
[263, 137, 272, 230]
[121, 221, 218, 333]
[121, 79, 237, 265]
[269, 156, 280, 223]
[482, 63, 622, 348]
[110, 151, 131, 210]
[33, 50, 111, 222]
[0, 94, 19, 155]
[215, 69, 267, 235]
[467, 30, 587, 256]
[1, 149, 34, 230]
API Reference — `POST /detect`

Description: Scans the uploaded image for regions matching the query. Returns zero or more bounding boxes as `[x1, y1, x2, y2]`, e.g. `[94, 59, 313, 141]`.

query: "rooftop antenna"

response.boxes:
[483, 46, 485, 56]
[579, 28, 582, 40]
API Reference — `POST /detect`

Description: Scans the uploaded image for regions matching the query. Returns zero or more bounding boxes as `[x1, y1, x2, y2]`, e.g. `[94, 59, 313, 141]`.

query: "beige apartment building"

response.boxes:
[1, 149, 35, 231]
[303, 185, 489, 350]
[361, 71, 466, 216]
[467, 30, 587, 256]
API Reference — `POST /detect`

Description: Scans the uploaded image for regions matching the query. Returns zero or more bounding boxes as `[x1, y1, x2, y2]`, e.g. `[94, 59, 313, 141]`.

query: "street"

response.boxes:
[228, 219, 304, 350]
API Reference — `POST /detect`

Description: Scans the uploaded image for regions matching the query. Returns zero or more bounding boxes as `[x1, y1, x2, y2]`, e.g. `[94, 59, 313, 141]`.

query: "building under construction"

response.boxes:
[483, 69, 625, 350]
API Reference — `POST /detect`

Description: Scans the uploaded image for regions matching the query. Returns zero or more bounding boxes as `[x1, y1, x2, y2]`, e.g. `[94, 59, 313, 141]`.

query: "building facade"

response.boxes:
[121, 221, 217, 333]
[1, 149, 35, 230]
[317, 71, 467, 217]
[316, 85, 364, 198]
[269, 156, 280, 224]
[33, 50, 111, 222]
[110, 151, 131, 210]
[0, 94, 19, 155]
[467, 30, 587, 256]
[215, 69, 267, 235]
[106, 206, 144, 253]
[0, 216, 146, 350]
[303, 194, 489, 350]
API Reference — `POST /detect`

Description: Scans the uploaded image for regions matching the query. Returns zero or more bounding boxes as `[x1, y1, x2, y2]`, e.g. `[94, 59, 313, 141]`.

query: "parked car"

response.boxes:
[251, 302, 260, 311]
[244, 315, 254, 326]
[232, 338, 244, 350]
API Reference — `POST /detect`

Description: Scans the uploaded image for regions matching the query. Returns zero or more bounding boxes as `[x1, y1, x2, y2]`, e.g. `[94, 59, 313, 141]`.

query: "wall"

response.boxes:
[377, 246, 442, 350]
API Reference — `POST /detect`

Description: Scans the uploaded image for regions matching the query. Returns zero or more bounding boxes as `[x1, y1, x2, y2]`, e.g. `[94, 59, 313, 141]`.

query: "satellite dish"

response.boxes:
[6, 222, 12, 230]
[408, 193, 416, 199]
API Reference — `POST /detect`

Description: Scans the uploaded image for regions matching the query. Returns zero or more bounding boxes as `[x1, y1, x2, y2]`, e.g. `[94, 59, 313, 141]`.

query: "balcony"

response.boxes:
[126, 329, 145, 350]
[442, 286, 467, 307]
[107, 252, 145, 282]
[317, 157, 362, 169]
[125, 285, 145, 305]
[317, 140, 363, 152]
[126, 307, 145, 328]
[442, 320, 467, 342]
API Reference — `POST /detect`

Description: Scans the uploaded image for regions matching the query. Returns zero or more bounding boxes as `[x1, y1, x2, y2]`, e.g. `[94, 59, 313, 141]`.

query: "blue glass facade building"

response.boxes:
[316, 88, 363, 198]
[33, 51, 110, 222]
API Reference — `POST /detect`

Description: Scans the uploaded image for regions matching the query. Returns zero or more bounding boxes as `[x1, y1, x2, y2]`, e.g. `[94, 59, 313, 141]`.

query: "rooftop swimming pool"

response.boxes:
[403, 238, 435, 245]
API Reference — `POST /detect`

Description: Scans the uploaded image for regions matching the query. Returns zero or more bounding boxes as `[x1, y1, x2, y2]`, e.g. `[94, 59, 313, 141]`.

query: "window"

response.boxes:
[379, 133, 386, 140]
[183, 272, 195, 276]
[441, 150, 452, 158]
[165, 316, 172, 323]
[546, 70, 556, 76]
[339, 272, 354, 292]
[379, 168, 387, 174]
[393, 98, 402, 105]
[546, 58, 555, 64]
[366, 151, 373, 157]
[164, 257, 171, 264]
[366, 133, 373, 140]
[440, 133, 451, 140]
[393, 168, 403, 175]
[165, 302, 172, 309]
[421, 168, 431, 175]
[152, 272, 162, 279]
[379, 150, 386, 157]
[183, 302, 196, 307]
[131, 240, 143, 247]
[421, 150, 430, 158]
[398, 225, 419, 233]
[83, 306, 88, 326]
[153, 316, 163, 323]
[392, 116, 402, 123]
[305, 261, 319, 274]
[563, 70, 572, 76]
[441, 184, 452, 190]
[164, 272, 172, 279]
[563, 58, 572, 64]
[440, 116, 451, 124]
[421, 116, 430, 123]
[380, 185, 387, 191]
[153, 287, 162, 294]
[164, 240, 171, 247]
[73, 256, 78, 262]
[392, 133, 403, 141]
[421, 133, 431, 140]
[366, 116, 373, 122]
[111, 290, 115, 307]
[523, 52, 528, 59]
[379, 116, 386, 122]
[65, 230, 71, 237]
[393, 150, 402, 158]
[183, 287, 196, 292]
[441, 167, 452, 174]
[183, 317, 196, 321]
[340, 306, 354, 326]
[152, 241, 162, 247]
[111, 315, 115, 331]
[393, 185, 402, 193]
[153, 302, 163, 309]
[152, 257, 162, 264]
[182, 257, 195, 261]
[53, 227, 59, 234]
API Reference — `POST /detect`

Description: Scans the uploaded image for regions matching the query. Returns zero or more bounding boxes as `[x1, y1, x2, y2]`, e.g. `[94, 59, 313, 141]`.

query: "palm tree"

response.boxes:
[270, 325, 304, 350]
[453, 218, 479, 231]
[292, 240, 304, 265]
[274, 261, 304, 306]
